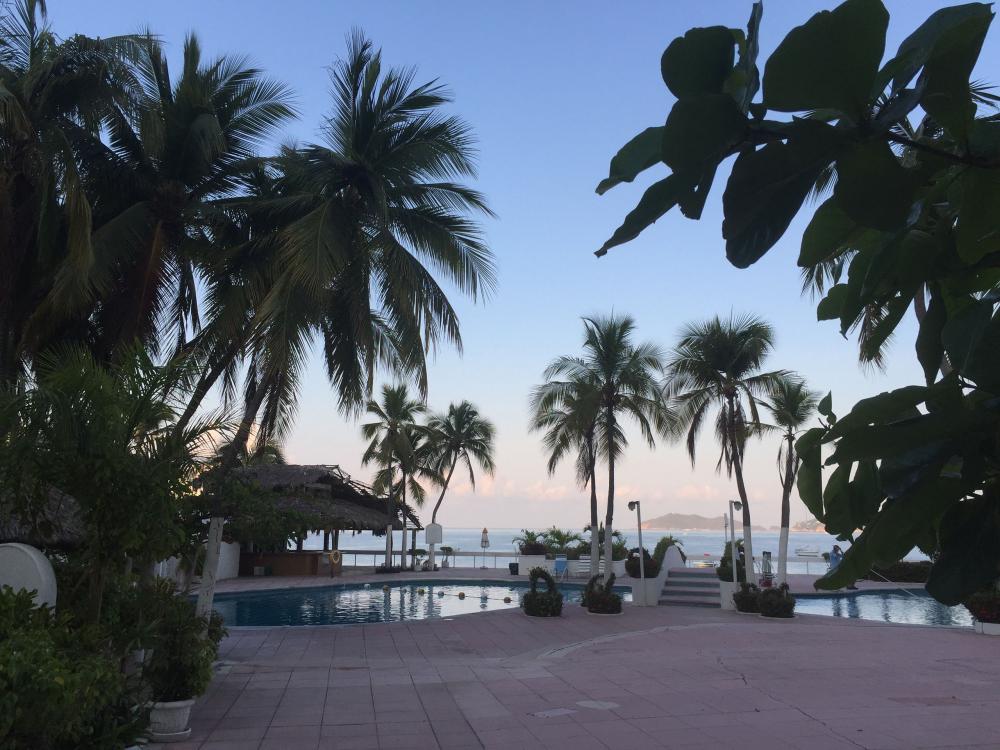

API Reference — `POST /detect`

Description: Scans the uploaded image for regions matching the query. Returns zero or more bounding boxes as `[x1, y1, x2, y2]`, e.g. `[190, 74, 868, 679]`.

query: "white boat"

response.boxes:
[795, 545, 822, 557]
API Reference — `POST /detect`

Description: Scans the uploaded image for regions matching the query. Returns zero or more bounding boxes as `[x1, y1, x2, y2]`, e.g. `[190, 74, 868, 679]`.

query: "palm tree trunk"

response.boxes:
[727, 395, 754, 584]
[401, 477, 408, 570]
[385, 464, 395, 569]
[429, 456, 458, 571]
[196, 381, 267, 620]
[777, 432, 795, 586]
[586, 432, 600, 578]
[603, 407, 615, 580]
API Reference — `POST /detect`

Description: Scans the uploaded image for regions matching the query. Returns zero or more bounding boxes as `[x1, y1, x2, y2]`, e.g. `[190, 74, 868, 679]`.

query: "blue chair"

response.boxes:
[553, 555, 568, 581]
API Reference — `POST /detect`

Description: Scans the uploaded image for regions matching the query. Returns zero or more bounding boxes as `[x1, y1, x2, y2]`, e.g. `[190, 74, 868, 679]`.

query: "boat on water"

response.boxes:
[795, 544, 822, 557]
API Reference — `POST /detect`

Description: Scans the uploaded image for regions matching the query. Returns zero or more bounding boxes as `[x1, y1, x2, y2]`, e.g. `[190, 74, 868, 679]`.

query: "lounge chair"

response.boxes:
[553, 555, 568, 581]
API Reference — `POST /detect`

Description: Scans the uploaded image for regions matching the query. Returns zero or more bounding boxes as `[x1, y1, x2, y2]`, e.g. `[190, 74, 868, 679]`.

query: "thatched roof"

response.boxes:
[0, 488, 85, 550]
[235, 464, 422, 531]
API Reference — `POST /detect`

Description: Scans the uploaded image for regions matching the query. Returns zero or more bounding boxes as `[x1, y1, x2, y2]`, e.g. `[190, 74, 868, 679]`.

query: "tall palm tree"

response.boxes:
[530, 373, 603, 575]
[663, 314, 786, 584]
[361, 384, 427, 568]
[423, 401, 496, 570]
[762, 376, 819, 586]
[545, 315, 668, 573]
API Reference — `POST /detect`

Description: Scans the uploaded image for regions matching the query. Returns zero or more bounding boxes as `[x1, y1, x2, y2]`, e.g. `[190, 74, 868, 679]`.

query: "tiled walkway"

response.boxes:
[162, 603, 1000, 749]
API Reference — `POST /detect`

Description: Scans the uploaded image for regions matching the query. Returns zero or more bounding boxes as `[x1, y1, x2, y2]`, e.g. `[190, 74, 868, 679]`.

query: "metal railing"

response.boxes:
[687, 554, 830, 575]
[332, 548, 520, 569]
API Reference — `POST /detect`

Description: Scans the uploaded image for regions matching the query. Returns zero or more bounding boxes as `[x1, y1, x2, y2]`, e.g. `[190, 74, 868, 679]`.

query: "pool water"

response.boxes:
[796, 589, 972, 628]
[213, 580, 631, 627]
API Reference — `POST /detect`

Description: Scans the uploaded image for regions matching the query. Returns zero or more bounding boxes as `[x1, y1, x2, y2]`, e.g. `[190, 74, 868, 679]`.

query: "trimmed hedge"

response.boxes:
[863, 561, 932, 583]
[522, 567, 563, 617]
[964, 588, 1000, 624]
[585, 574, 622, 615]
[733, 583, 760, 613]
[758, 584, 796, 618]
[624, 547, 660, 578]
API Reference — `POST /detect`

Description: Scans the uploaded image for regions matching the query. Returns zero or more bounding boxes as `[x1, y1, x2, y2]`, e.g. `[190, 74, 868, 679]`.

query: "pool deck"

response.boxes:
[160, 590, 999, 749]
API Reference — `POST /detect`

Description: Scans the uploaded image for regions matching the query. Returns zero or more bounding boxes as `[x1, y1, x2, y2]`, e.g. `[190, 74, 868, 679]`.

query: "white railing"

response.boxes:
[334, 548, 521, 569]
[687, 554, 830, 575]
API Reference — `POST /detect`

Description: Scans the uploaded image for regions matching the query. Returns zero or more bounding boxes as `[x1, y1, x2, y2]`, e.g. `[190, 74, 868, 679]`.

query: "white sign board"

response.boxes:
[425, 523, 443, 545]
[0, 543, 57, 608]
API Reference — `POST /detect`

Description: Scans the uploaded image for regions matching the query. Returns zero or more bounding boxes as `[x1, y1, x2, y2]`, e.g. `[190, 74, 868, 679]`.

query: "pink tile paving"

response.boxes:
[154, 602, 1000, 749]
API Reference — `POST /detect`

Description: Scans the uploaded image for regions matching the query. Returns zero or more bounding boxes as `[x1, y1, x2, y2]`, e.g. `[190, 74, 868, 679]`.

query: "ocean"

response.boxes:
[301, 527, 924, 573]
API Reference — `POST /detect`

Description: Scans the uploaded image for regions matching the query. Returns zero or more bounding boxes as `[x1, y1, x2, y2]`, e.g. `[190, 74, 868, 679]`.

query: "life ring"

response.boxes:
[328, 550, 342, 565]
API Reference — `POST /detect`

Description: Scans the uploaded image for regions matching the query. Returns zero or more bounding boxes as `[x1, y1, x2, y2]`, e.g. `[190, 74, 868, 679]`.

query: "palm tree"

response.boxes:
[545, 315, 668, 574]
[663, 314, 787, 584]
[361, 384, 427, 568]
[530, 373, 603, 575]
[761, 376, 819, 586]
[423, 401, 496, 570]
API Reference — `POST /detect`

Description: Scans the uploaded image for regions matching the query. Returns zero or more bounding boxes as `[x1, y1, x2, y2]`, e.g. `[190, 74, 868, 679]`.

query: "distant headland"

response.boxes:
[640, 512, 826, 533]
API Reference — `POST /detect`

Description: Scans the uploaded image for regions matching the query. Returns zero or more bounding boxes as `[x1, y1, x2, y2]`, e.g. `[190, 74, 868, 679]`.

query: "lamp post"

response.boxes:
[728, 500, 742, 585]
[627, 500, 644, 582]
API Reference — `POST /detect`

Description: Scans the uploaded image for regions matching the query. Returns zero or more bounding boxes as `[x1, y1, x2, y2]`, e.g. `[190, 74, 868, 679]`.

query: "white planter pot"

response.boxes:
[719, 581, 737, 611]
[611, 559, 626, 577]
[975, 620, 1000, 635]
[149, 699, 195, 742]
[517, 555, 548, 573]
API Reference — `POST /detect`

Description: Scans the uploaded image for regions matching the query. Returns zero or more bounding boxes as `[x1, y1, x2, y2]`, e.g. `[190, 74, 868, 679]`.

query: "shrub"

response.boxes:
[652, 536, 686, 566]
[964, 588, 1000, 624]
[521, 567, 563, 617]
[624, 547, 660, 578]
[758, 584, 796, 618]
[732, 583, 760, 613]
[142, 581, 227, 702]
[717, 540, 746, 583]
[863, 561, 932, 583]
[585, 574, 623, 615]
[0, 587, 143, 750]
[374, 564, 405, 574]
[513, 530, 548, 556]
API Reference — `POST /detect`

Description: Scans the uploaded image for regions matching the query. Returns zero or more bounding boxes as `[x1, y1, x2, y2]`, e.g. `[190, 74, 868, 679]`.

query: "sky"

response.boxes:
[51, 1, 995, 530]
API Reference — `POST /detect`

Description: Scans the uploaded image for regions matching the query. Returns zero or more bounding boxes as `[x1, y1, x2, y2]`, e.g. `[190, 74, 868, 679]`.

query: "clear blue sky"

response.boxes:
[53, 1, 993, 528]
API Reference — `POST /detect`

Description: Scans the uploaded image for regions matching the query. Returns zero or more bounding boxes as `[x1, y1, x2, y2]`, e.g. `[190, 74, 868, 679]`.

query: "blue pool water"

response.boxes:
[796, 589, 972, 628]
[213, 580, 631, 627]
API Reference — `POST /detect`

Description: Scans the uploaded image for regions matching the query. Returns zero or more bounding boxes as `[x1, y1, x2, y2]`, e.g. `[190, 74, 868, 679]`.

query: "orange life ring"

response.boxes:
[328, 550, 342, 565]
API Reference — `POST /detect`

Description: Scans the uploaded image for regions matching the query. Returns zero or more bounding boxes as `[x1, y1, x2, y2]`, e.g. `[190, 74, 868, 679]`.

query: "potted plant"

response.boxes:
[584, 574, 623, 615]
[965, 586, 1000, 635]
[439, 546, 454, 568]
[513, 530, 549, 572]
[521, 567, 563, 617]
[732, 583, 760, 613]
[758, 583, 796, 619]
[144, 591, 226, 741]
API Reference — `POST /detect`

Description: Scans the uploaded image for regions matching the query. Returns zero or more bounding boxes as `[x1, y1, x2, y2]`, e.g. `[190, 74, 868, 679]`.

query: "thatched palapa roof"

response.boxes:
[235, 464, 421, 532]
[0, 488, 85, 550]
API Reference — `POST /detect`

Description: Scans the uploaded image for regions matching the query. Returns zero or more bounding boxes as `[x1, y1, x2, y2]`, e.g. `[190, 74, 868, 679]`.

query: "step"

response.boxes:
[658, 594, 721, 608]
[667, 568, 718, 578]
[660, 585, 718, 598]
[662, 578, 719, 589]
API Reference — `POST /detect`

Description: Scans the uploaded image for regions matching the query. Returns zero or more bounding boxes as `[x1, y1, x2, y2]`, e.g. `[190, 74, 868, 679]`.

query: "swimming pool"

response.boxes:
[213, 580, 631, 627]
[796, 589, 973, 628]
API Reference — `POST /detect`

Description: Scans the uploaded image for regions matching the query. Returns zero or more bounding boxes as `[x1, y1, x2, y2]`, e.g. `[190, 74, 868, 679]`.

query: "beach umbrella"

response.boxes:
[480, 528, 490, 549]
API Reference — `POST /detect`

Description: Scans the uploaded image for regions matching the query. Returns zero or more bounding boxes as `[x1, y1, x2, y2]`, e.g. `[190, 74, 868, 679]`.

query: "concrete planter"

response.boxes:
[517, 555, 548, 573]
[974, 620, 1000, 635]
[611, 559, 626, 577]
[719, 580, 737, 611]
[149, 699, 195, 742]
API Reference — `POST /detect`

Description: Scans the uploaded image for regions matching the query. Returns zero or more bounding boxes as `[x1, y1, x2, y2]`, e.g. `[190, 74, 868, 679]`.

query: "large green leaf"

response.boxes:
[888, 3, 994, 93]
[915, 285, 946, 385]
[834, 140, 918, 231]
[596, 127, 665, 195]
[941, 299, 1000, 390]
[816, 476, 964, 591]
[956, 167, 1000, 263]
[816, 284, 848, 321]
[798, 198, 860, 268]
[918, 10, 993, 139]
[595, 174, 693, 257]
[762, 0, 888, 118]
[722, 120, 842, 268]
[795, 426, 827, 520]
[660, 26, 737, 99]
[826, 383, 933, 439]
[926, 495, 1000, 605]
[661, 94, 747, 174]
[825, 460, 883, 538]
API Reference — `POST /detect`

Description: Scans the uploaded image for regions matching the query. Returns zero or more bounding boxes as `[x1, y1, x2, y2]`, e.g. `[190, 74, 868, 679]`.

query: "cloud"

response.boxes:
[675, 483, 724, 501]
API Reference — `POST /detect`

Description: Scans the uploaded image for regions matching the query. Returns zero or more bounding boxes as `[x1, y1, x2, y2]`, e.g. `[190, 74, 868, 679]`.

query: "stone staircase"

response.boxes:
[658, 567, 720, 607]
